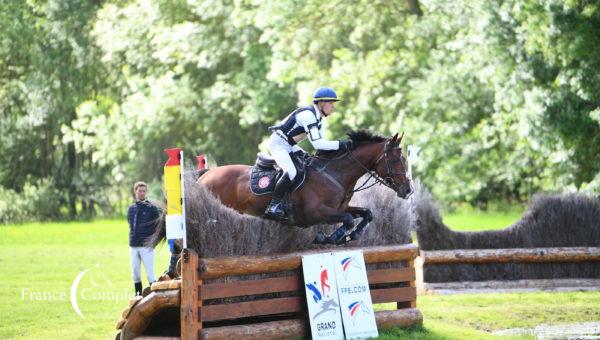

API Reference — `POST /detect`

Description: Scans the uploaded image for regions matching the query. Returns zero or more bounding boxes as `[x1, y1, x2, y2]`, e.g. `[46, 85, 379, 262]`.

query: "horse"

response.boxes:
[196, 130, 413, 244]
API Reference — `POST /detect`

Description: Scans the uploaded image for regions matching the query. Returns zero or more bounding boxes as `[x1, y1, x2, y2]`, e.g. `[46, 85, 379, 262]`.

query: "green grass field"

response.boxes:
[1, 216, 598, 339]
[442, 206, 525, 231]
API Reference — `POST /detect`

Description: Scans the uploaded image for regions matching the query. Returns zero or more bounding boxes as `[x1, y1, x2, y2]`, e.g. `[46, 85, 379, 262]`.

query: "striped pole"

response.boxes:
[164, 148, 187, 248]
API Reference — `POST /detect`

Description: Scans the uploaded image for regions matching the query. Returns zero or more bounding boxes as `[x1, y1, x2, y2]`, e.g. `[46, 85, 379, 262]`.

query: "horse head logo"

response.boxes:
[347, 300, 371, 324]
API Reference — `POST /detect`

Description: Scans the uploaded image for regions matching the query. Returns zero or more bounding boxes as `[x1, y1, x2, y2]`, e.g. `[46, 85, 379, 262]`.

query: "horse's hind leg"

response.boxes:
[313, 207, 355, 245]
[345, 207, 373, 241]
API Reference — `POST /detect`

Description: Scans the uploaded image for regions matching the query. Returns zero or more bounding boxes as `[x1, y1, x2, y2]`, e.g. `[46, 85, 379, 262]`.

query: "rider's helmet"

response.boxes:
[313, 87, 341, 103]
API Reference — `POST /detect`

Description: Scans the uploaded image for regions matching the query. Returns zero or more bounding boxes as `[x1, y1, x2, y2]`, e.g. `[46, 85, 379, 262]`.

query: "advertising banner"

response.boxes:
[334, 251, 378, 339]
[302, 253, 344, 340]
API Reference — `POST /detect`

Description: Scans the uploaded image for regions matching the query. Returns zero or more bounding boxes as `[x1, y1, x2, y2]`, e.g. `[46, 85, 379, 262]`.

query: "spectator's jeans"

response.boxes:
[130, 247, 155, 283]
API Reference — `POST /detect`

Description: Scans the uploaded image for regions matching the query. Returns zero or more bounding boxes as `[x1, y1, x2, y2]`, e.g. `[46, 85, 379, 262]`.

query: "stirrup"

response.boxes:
[264, 202, 286, 221]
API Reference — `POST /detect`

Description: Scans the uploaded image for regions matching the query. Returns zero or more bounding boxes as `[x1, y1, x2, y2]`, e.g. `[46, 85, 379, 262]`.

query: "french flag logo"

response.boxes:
[341, 256, 353, 273]
[348, 301, 362, 317]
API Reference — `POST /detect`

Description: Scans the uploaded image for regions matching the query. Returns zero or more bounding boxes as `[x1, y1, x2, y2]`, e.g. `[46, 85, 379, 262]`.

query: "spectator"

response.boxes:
[128, 181, 160, 296]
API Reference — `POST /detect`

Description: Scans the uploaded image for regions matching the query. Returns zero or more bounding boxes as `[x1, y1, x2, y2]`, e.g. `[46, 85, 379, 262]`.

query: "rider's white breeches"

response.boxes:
[268, 133, 297, 180]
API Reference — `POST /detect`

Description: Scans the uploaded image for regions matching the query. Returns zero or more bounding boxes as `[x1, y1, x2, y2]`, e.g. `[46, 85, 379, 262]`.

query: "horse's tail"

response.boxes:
[146, 203, 167, 248]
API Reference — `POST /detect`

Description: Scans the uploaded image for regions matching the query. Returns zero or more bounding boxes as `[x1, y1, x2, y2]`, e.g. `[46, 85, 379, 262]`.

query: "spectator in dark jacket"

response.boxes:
[128, 181, 160, 296]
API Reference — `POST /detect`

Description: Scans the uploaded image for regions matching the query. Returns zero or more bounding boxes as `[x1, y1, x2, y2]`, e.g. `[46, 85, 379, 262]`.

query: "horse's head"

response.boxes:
[374, 133, 413, 199]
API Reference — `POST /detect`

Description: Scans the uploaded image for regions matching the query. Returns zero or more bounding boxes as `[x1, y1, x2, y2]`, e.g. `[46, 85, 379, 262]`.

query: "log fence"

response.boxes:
[117, 243, 422, 339]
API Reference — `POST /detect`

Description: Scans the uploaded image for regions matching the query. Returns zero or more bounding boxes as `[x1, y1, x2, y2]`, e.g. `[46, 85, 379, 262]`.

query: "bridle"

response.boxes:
[349, 140, 409, 194]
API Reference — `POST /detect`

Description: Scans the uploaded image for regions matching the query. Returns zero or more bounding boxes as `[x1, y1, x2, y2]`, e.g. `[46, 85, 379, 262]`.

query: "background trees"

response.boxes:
[1, 0, 598, 221]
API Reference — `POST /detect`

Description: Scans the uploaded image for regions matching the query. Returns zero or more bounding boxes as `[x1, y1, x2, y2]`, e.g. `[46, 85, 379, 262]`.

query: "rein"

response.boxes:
[312, 141, 407, 194]
[347, 149, 406, 193]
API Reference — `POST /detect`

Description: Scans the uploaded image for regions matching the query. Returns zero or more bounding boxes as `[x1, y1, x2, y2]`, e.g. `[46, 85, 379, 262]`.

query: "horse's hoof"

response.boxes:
[313, 232, 328, 245]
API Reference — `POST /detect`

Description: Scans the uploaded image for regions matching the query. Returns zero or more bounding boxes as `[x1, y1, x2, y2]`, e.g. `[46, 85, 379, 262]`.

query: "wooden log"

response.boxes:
[115, 318, 126, 330]
[199, 308, 422, 339]
[180, 248, 200, 340]
[151, 280, 182, 291]
[375, 308, 423, 329]
[200, 318, 307, 340]
[199, 244, 418, 279]
[424, 278, 600, 294]
[422, 247, 600, 265]
[119, 289, 180, 340]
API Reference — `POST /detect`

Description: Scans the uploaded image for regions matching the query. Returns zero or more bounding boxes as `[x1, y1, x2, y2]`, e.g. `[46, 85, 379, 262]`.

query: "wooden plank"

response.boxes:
[201, 275, 302, 300]
[422, 247, 600, 265]
[200, 297, 304, 322]
[199, 244, 418, 279]
[370, 287, 416, 304]
[367, 267, 415, 284]
[397, 259, 416, 308]
[200, 308, 423, 339]
[180, 248, 201, 340]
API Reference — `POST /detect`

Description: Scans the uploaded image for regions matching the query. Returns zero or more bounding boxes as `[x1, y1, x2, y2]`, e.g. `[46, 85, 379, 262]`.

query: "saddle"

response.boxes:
[249, 152, 308, 196]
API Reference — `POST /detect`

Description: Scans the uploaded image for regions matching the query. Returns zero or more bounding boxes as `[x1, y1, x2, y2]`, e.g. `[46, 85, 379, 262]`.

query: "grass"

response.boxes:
[442, 205, 526, 231]
[0, 219, 170, 339]
[1, 217, 599, 339]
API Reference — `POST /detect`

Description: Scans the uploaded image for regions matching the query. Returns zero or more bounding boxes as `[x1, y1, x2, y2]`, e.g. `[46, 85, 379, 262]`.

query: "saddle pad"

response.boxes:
[249, 166, 306, 196]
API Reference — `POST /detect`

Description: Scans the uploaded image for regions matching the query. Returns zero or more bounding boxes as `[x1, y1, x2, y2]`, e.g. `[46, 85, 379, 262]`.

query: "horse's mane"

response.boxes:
[347, 129, 386, 147]
[314, 129, 386, 157]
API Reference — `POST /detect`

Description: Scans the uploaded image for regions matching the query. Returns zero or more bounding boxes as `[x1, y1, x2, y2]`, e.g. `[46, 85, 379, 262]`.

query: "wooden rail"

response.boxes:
[199, 244, 418, 279]
[421, 247, 600, 265]
[117, 243, 422, 339]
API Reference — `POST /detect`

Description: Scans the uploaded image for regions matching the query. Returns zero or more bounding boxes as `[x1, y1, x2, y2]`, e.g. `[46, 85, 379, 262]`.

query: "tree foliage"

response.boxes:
[0, 0, 598, 221]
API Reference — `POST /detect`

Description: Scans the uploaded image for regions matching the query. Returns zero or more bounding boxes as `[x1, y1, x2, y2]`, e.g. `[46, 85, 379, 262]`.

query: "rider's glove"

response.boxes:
[292, 150, 308, 159]
[339, 140, 353, 152]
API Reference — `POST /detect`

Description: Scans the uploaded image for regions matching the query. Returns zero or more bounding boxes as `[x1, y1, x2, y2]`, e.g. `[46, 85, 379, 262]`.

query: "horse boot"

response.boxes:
[264, 173, 292, 221]
[314, 222, 353, 245]
[350, 210, 373, 241]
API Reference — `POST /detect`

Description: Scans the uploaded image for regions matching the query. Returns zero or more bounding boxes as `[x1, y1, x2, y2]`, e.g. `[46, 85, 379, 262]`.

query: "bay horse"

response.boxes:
[197, 130, 413, 244]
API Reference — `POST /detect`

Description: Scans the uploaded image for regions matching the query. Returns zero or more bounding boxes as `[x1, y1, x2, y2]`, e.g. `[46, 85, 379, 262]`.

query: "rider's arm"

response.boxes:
[296, 110, 340, 151]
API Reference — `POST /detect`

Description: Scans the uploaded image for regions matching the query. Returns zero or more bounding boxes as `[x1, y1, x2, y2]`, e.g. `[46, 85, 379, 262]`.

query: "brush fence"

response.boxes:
[117, 243, 422, 339]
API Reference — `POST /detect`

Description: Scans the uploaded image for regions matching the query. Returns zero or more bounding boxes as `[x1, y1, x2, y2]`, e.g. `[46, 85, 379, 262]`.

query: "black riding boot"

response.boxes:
[264, 174, 293, 221]
[134, 282, 143, 296]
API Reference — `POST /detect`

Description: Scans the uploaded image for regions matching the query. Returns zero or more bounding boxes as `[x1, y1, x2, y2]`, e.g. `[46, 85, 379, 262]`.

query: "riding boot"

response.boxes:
[264, 174, 293, 221]
[134, 282, 143, 296]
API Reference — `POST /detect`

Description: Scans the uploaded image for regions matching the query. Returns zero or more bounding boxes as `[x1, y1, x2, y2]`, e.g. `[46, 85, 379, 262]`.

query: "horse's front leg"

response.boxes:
[312, 206, 355, 245]
[345, 206, 373, 241]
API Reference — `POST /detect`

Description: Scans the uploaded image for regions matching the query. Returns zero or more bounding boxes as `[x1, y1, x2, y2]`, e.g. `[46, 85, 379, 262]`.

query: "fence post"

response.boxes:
[181, 248, 200, 340]
[397, 259, 417, 309]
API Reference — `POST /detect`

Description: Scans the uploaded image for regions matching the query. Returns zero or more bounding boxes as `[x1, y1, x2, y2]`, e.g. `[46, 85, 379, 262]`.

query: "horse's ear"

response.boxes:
[398, 132, 404, 145]
[391, 133, 398, 143]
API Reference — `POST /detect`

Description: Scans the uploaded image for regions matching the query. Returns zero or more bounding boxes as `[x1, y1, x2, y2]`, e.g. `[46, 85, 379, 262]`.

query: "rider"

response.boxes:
[264, 86, 353, 220]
